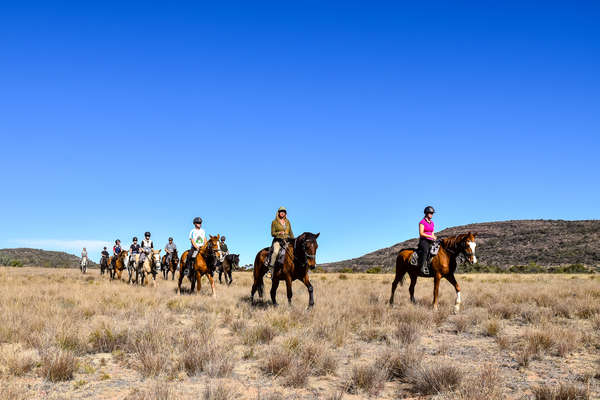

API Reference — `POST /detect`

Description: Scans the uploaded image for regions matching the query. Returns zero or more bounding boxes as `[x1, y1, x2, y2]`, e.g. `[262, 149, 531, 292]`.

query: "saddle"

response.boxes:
[409, 240, 442, 267]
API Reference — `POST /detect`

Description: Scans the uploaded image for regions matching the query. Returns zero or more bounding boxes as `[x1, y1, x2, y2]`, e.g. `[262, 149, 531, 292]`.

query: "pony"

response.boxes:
[251, 232, 320, 308]
[99, 255, 109, 276]
[112, 250, 129, 281]
[161, 249, 179, 280]
[218, 254, 239, 285]
[128, 253, 143, 284]
[139, 249, 161, 287]
[177, 235, 221, 296]
[389, 232, 478, 312]
[80, 256, 88, 274]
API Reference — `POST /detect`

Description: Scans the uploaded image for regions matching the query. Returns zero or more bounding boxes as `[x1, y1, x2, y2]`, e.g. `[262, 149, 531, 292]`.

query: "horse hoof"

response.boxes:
[453, 304, 461, 314]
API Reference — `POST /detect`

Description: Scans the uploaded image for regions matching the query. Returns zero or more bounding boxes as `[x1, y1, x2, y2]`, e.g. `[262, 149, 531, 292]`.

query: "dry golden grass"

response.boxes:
[0, 267, 598, 399]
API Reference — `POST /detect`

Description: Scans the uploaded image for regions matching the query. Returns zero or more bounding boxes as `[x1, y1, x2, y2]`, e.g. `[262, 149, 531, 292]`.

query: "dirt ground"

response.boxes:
[0, 267, 598, 399]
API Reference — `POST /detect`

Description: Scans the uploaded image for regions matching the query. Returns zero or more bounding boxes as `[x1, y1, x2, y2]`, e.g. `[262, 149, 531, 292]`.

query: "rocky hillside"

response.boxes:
[319, 220, 600, 272]
[0, 248, 98, 269]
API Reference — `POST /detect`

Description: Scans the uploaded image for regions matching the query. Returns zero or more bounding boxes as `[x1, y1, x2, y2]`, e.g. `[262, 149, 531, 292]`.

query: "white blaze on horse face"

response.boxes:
[467, 241, 477, 263]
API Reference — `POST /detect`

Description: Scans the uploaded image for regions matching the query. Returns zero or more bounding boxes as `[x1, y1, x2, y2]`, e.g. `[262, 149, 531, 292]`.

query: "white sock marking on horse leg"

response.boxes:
[456, 292, 462, 304]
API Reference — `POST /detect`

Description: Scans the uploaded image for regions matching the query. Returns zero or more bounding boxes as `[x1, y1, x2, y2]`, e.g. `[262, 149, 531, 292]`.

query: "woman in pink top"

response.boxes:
[418, 206, 436, 276]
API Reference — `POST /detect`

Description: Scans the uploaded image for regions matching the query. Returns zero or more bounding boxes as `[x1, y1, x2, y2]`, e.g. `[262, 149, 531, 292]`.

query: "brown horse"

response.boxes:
[251, 232, 320, 308]
[389, 233, 478, 312]
[161, 249, 179, 280]
[218, 254, 239, 285]
[111, 250, 129, 281]
[177, 235, 221, 296]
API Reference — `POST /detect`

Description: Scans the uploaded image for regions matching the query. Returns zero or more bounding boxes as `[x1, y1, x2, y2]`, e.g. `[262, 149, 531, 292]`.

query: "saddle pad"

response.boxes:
[430, 240, 441, 256]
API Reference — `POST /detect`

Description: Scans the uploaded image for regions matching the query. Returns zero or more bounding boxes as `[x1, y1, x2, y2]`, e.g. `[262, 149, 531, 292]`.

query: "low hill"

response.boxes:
[319, 220, 600, 272]
[0, 248, 98, 269]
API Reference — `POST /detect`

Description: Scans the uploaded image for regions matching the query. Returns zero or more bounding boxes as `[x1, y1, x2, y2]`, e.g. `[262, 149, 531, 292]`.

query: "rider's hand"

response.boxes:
[432, 234, 437, 240]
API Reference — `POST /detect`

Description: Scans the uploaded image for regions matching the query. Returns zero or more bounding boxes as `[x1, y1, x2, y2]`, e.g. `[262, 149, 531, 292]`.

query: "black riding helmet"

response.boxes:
[424, 206, 435, 215]
[145, 232, 151, 238]
[115, 239, 120, 244]
[193, 217, 202, 224]
[221, 236, 226, 241]
[168, 237, 173, 241]
[133, 236, 138, 241]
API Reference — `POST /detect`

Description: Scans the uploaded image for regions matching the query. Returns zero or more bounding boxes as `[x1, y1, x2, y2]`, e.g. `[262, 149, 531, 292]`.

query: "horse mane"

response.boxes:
[441, 233, 470, 252]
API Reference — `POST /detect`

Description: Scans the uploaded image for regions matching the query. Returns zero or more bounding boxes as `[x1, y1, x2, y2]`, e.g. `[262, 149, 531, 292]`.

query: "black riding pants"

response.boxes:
[418, 238, 433, 267]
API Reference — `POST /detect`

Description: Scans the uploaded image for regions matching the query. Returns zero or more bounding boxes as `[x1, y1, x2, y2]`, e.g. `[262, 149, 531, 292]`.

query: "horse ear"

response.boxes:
[315, 232, 320, 238]
[209, 235, 214, 239]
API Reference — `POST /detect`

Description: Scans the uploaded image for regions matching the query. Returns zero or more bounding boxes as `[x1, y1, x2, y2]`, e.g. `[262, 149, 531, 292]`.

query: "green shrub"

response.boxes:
[365, 267, 382, 274]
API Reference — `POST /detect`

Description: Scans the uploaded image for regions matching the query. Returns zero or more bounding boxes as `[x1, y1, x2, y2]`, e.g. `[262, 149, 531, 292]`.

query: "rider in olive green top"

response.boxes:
[265, 206, 294, 271]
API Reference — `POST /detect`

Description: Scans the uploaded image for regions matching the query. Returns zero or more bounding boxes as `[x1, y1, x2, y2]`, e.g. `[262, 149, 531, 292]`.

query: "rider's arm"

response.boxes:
[271, 220, 278, 238]
[288, 222, 294, 239]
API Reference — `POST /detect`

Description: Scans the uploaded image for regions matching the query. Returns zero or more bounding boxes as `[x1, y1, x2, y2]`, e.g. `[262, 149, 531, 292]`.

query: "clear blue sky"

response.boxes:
[1, 1, 599, 264]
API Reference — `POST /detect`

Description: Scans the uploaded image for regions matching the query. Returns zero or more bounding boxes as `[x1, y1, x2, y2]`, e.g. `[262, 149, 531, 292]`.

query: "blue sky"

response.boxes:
[0, 1, 599, 264]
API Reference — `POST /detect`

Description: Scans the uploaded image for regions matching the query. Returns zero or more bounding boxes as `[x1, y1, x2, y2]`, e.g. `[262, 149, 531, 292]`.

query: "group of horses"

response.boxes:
[98, 235, 241, 294]
[95, 231, 478, 312]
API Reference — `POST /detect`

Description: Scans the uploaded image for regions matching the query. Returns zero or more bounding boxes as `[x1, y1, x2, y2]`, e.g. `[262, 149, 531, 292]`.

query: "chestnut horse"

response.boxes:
[161, 249, 179, 280]
[389, 232, 477, 312]
[251, 232, 320, 308]
[111, 250, 129, 281]
[177, 235, 221, 296]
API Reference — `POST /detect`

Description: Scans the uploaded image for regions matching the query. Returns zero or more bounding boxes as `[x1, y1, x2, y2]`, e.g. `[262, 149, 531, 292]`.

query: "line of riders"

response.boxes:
[86, 205, 476, 311]
[90, 205, 443, 283]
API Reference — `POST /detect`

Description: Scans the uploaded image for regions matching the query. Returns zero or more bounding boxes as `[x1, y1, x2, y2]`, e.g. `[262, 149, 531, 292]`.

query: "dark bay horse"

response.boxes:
[161, 249, 179, 280]
[100, 255, 109, 276]
[177, 235, 221, 296]
[218, 254, 239, 285]
[389, 233, 478, 312]
[251, 232, 320, 308]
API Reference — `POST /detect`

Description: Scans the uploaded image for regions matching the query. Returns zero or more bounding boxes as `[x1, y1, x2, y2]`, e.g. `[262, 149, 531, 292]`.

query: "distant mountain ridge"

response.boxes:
[319, 220, 600, 272]
[0, 248, 98, 269]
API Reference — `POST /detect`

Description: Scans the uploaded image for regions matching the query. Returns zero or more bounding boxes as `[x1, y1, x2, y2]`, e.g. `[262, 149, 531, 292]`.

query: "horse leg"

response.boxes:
[389, 267, 406, 305]
[208, 273, 216, 297]
[302, 274, 314, 308]
[270, 278, 280, 306]
[228, 270, 232, 286]
[446, 273, 462, 313]
[432, 273, 442, 310]
[408, 273, 417, 304]
[285, 276, 293, 305]
[218, 269, 223, 284]
[196, 271, 202, 293]
[177, 271, 183, 295]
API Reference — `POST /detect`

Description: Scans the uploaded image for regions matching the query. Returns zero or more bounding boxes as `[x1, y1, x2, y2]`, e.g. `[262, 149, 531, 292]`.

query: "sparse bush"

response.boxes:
[394, 321, 421, 345]
[203, 380, 236, 400]
[454, 363, 503, 400]
[243, 323, 276, 345]
[533, 382, 590, 400]
[484, 319, 502, 337]
[281, 359, 311, 387]
[88, 324, 128, 353]
[40, 349, 77, 382]
[377, 345, 422, 380]
[365, 267, 382, 274]
[261, 346, 291, 376]
[410, 363, 462, 395]
[2, 347, 39, 376]
[346, 362, 387, 396]
[338, 274, 348, 280]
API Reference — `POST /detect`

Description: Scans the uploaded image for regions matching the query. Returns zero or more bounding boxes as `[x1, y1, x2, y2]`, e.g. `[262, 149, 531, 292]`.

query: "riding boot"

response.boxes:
[420, 253, 431, 276]
[186, 252, 195, 278]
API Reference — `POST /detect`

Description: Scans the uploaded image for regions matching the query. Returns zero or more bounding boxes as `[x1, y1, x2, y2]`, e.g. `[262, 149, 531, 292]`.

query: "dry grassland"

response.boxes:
[0, 267, 598, 399]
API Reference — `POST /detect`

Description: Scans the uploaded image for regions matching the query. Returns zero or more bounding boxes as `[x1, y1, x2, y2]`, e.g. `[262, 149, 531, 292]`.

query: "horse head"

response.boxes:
[152, 249, 162, 267]
[441, 233, 478, 264]
[205, 235, 222, 268]
[296, 232, 320, 270]
[462, 232, 478, 264]
[229, 254, 240, 269]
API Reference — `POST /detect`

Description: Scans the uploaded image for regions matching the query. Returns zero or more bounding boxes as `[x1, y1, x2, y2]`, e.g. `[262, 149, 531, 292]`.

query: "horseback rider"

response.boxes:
[81, 248, 88, 261]
[129, 237, 141, 266]
[220, 236, 229, 255]
[418, 206, 437, 276]
[185, 217, 206, 277]
[164, 237, 177, 269]
[112, 239, 121, 268]
[264, 206, 294, 273]
[101, 246, 109, 260]
[140, 232, 153, 267]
